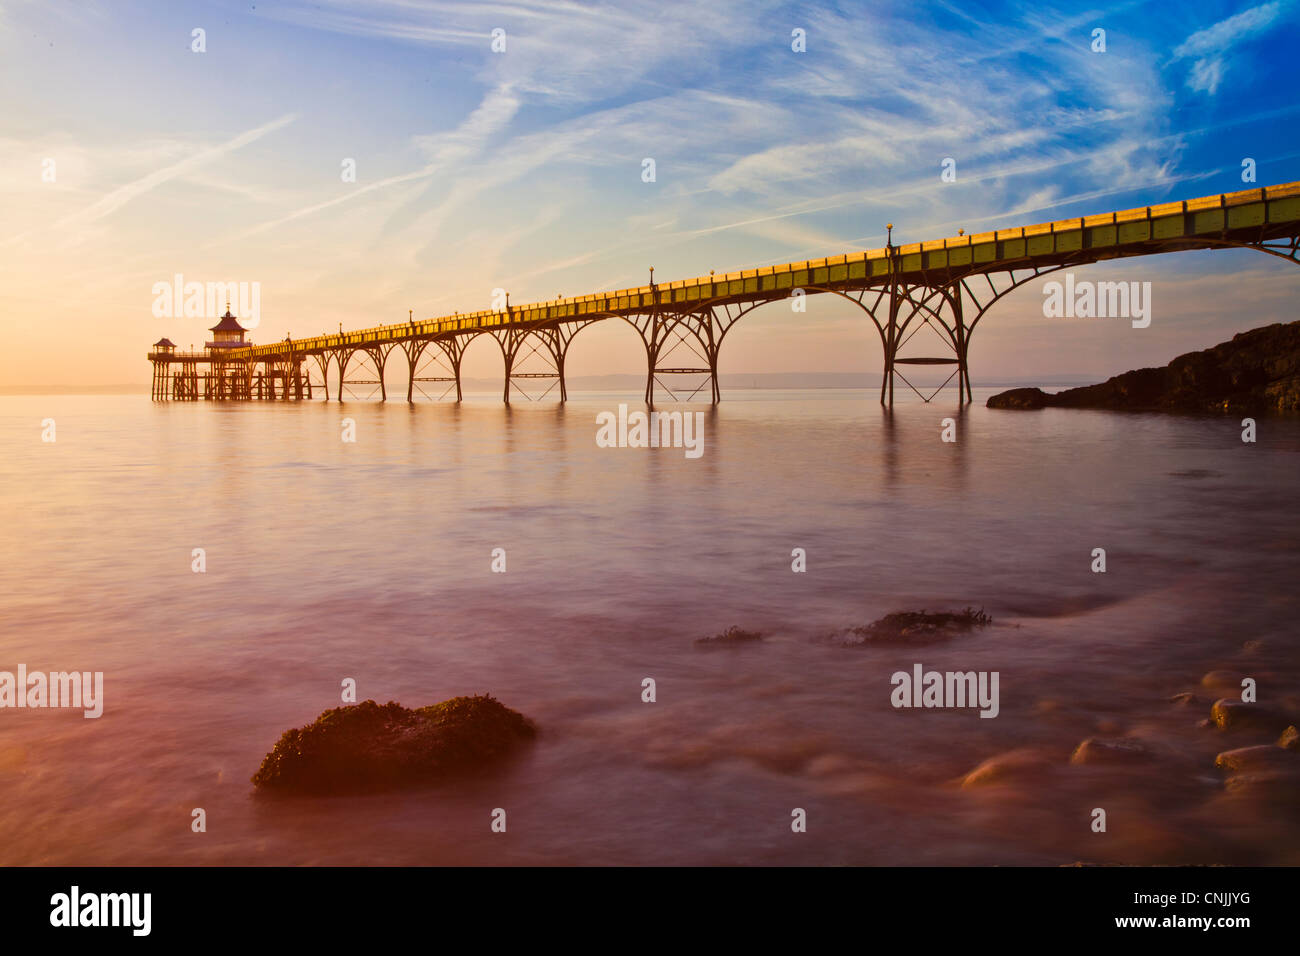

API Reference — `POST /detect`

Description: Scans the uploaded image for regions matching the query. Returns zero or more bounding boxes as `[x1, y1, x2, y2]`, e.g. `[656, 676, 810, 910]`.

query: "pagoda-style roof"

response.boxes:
[153, 337, 177, 348]
[209, 309, 247, 333]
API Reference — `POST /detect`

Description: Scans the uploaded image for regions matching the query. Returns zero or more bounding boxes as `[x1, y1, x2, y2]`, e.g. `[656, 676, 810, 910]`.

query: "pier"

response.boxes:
[148, 182, 1300, 405]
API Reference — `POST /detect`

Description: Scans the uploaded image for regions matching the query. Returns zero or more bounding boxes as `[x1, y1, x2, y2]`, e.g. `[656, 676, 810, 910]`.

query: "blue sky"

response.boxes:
[1, 0, 1297, 385]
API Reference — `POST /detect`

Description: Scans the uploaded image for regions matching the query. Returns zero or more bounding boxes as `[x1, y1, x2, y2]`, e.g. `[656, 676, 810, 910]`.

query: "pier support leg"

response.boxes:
[335, 347, 388, 402]
[625, 302, 756, 406]
[939, 265, 1073, 404]
[336, 349, 349, 403]
[314, 353, 333, 402]
[403, 335, 469, 402]
[489, 321, 594, 404]
[877, 284, 970, 404]
[366, 345, 395, 402]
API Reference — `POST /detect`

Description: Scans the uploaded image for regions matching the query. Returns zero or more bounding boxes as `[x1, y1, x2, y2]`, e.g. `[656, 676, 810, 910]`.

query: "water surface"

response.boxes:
[1, 389, 1296, 865]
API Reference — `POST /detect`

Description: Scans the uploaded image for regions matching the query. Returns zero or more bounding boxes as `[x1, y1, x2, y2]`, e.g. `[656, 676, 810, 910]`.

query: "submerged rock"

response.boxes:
[959, 749, 1051, 789]
[1215, 733, 1299, 807]
[1070, 737, 1153, 765]
[696, 625, 763, 647]
[841, 607, 991, 646]
[985, 387, 1050, 410]
[1214, 745, 1297, 773]
[1209, 699, 1290, 734]
[1201, 670, 1244, 693]
[252, 696, 536, 794]
[987, 320, 1300, 414]
[1222, 771, 1300, 806]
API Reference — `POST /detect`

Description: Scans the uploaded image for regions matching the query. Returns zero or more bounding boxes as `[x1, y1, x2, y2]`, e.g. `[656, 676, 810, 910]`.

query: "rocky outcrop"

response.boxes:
[988, 320, 1300, 413]
[252, 696, 536, 794]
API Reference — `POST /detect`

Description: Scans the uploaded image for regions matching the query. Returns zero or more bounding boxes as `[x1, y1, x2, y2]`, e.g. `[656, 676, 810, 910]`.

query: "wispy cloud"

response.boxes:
[48, 113, 299, 245]
[227, 86, 519, 242]
[1172, 1, 1286, 94]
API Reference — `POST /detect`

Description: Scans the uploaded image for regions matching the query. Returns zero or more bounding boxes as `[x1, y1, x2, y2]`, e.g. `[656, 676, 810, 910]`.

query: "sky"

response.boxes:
[1, 0, 1297, 388]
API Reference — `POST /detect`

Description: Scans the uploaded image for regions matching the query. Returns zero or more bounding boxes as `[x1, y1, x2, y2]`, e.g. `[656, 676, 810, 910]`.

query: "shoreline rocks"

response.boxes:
[251, 696, 537, 795]
[987, 320, 1300, 414]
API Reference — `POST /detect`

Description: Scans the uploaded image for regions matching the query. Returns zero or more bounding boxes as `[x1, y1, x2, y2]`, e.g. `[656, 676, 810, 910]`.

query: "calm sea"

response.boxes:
[1, 389, 1297, 865]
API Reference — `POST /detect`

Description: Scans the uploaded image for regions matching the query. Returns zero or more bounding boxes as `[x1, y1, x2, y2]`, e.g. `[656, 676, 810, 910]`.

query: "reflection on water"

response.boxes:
[0, 390, 1297, 865]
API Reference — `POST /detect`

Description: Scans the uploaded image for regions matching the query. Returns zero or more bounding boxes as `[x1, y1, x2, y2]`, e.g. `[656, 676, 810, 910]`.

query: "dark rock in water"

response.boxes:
[987, 320, 1300, 414]
[696, 625, 763, 647]
[986, 387, 1051, 410]
[1070, 737, 1153, 765]
[1201, 670, 1244, 693]
[1214, 745, 1298, 773]
[1209, 698, 1290, 734]
[252, 696, 536, 794]
[1222, 770, 1300, 806]
[959, 748, 1051, 789]
[841, 607, 991, 646]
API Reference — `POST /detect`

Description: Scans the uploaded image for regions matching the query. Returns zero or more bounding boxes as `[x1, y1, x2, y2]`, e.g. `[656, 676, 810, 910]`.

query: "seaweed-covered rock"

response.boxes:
[841, 608, 991, 646]
[696, 626, 763, 647]
[252, 696, 536, 794]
